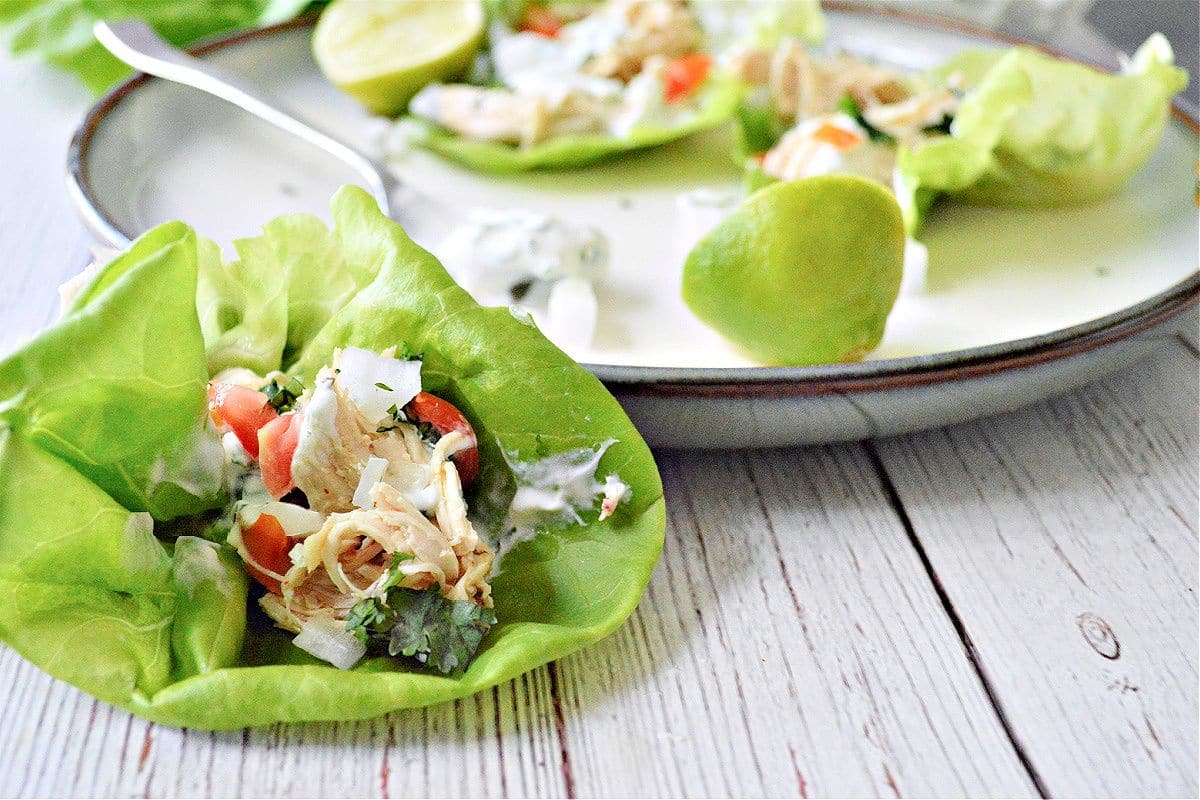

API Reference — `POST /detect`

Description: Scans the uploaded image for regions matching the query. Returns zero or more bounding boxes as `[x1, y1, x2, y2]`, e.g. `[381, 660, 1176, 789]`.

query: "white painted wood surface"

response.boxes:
[0, 22, 1197, 800]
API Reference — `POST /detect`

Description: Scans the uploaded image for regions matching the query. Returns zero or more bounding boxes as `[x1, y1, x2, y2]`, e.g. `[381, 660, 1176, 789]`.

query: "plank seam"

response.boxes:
[863, 441, 1052, 799]
[546, 663, 576, 799]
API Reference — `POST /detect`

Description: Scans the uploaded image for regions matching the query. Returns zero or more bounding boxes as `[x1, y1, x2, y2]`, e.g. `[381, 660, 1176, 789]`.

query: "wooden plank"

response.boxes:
[0, 646, 568, 798]
[872, 341, 1200, 798]
[553, 447, 1037, 798]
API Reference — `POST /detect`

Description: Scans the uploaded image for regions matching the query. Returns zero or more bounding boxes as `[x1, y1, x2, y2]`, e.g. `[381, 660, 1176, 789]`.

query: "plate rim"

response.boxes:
[66, 2, 1200, 397]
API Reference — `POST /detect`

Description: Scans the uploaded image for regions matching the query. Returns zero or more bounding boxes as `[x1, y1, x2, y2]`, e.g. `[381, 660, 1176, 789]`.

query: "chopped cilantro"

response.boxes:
[376, 404, 408, 434]
[261, 376, 304, 413]
[385, 588, 496, 673]
[374, 382, 393, 391]
[344, 555, 494, 673]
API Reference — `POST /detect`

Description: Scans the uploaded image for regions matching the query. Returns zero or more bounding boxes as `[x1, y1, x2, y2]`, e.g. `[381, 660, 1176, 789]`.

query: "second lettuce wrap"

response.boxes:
[896, 35, 1188, 227]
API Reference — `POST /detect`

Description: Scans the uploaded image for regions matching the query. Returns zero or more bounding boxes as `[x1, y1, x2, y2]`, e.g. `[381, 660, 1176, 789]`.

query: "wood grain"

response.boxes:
[0, 648, 568, 799]
[551, 448, 1036, 798]
[872, 341, 1200, 798]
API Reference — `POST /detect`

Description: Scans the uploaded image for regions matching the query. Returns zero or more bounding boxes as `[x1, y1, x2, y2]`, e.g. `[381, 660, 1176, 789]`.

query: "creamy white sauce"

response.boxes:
[494, 439, 629, 564]
[543, 277, 599, 353]
[222, 431, 252, 467]
[491, 15, 627, 95]
[147, 421, 228, 503]
[437, 209, 609, 353]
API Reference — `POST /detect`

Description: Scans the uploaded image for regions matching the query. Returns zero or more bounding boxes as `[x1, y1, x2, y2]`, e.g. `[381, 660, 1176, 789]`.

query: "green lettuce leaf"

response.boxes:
[0, 0, 314, 95]
[408, 73, 741, 172]
[896, 34, 1189, 228]
[744, 0, 824, 48]
[0, 185, 665, 729]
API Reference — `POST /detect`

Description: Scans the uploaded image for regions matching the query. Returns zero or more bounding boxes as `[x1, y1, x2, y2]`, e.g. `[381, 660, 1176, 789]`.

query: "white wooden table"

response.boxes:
[1, 15, 1197, 798]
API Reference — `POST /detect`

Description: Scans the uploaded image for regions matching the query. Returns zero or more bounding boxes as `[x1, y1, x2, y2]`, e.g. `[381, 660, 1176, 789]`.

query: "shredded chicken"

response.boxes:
[733, 39, 957, 143]
[261, 467, 494, 633]
[291, 365, 440, 514]
[410, 84, 617, 148]
[861, 89, 957, 142]
[582, 0, 703, 81]
[760, 115, 896, 185]
[252, 350, 494, 638]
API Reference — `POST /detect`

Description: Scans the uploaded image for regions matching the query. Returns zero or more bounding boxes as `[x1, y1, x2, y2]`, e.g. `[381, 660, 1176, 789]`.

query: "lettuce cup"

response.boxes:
[0, 186, 665, 729]
[394, 0, 741, 171]
[732, 31, 1187, 232]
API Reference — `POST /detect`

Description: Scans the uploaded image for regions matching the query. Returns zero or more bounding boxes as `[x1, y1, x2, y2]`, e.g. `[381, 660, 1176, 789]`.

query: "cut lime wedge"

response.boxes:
[314, 0, 485, 116]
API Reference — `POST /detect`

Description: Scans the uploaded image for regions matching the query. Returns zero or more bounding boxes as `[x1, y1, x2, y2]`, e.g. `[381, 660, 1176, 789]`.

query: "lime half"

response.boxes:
[314, 0, 485, 116]
[682, 175, 906, 366]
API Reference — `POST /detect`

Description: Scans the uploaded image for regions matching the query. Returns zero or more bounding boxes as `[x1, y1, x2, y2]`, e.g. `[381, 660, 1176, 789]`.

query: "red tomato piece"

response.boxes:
[241, 512, 291, 594]
[519, 6, 563, 37]
[207, 383, 277, 458]
[259, 411, 303, 498]
[664, 52, 712, 103]
[408, 392, 479, 487]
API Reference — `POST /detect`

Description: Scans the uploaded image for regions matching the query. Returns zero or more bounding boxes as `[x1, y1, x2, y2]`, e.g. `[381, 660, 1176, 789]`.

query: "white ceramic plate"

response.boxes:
[68, 4, 1198, 447]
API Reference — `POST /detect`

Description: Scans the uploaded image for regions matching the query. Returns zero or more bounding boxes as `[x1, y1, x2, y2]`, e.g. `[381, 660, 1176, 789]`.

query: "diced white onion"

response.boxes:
[293, 617, 366, 670]
[354, 456, 389, 509]
[598, 474, 630, 521]
[335, 347, 422, 424]
[259, 502, 325, 537]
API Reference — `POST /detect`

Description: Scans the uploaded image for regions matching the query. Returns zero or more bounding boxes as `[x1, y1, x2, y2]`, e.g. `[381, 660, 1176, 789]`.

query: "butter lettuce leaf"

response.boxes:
[408, 73, 741, 172]
[0, 0, 314, 94]
[896, 34, 1188, 229]
[0, 186, 664, 729]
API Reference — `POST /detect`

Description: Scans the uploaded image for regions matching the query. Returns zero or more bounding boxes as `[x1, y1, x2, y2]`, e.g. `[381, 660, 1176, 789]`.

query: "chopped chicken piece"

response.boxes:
[861, 89, 958, 142]
[761, 114, 896, 185]
[768, 42, 911, 124]
[410, 84, 551, 146]
[291, 365, 441, 513]
[736, 39, 956, 142]
[262, 480, 493, 633]
[583, 0, 703, 81]
[409, 83, 616, 147]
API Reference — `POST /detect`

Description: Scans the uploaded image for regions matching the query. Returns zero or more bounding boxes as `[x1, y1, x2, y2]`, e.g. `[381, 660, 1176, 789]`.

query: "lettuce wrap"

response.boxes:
[407, 71, 741, 173]
[0, 186, 665, 729]
[895, 35, 1188, 226]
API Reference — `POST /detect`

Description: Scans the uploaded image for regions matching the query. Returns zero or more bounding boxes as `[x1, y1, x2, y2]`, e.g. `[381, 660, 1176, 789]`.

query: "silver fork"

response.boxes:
[93, 19, 399, 216]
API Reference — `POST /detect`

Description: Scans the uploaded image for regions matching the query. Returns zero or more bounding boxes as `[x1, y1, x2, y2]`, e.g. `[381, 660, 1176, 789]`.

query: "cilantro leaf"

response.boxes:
[385, 587, 497, 674]
[345, 572, 495, 673]
[261, 376, 304, 412]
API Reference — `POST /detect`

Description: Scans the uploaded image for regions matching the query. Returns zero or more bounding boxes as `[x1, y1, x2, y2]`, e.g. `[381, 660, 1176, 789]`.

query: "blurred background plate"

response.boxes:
[67, 2, 1199, 447]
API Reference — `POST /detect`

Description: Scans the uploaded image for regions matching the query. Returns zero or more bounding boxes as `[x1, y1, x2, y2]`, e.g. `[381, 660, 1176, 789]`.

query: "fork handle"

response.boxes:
[93, 20, 397, 215]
